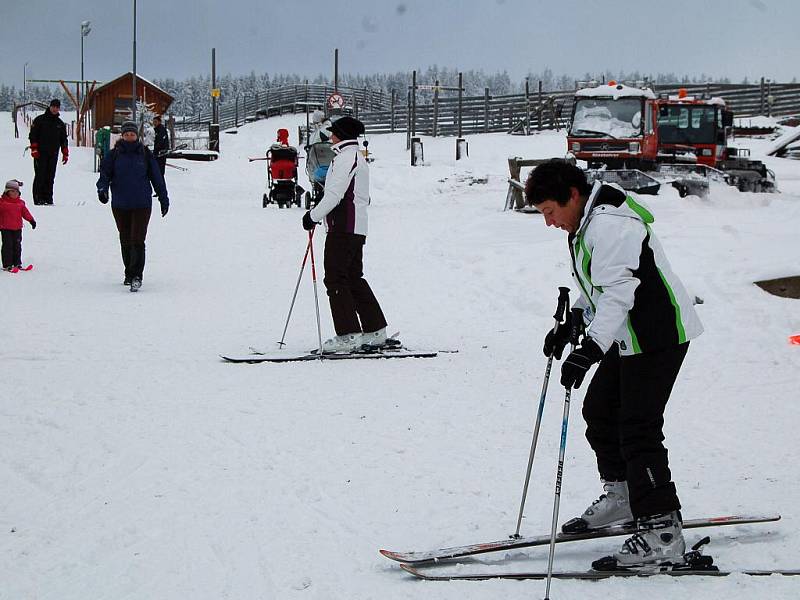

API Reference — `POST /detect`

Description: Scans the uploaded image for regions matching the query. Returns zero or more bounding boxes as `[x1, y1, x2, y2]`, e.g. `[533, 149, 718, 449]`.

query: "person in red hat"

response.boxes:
[302, 116, 388, 352]
[28, 99, 69, 205]
[0, 180, 36, 271]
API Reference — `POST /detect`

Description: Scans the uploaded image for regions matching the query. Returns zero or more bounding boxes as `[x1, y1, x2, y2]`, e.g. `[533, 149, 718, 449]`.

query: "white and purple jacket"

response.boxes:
[310, 139, 369, 236]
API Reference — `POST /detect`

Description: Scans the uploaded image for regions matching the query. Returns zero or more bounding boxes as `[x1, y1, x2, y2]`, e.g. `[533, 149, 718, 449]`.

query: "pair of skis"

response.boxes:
[380, 514, 799, 580]
[221, 337, 448, 363]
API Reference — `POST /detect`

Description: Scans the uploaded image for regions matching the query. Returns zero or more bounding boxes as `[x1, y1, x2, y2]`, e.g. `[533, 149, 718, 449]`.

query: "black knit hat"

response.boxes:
[49, 98, 61, 108]
[328, 116, 365, 141]
[120, 120, 138, 135]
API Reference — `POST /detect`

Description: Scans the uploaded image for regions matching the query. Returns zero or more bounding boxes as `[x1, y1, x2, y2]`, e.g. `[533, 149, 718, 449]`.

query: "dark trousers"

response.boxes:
[582, 342, 689, 518]
[32, 153, 59, 205]
[323, 233, 387, 336]
[1, 229, 23, 268]
[156, 156, 167, 177]
[112, 206, 151, 279]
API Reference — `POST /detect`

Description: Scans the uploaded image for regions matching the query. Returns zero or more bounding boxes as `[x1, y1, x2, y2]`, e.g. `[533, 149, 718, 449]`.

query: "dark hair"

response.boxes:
[524, 159, 591, 206]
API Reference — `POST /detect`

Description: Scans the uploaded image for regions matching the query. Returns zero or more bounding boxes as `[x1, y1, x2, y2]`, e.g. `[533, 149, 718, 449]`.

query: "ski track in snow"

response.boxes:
[1, 113, 799, 599]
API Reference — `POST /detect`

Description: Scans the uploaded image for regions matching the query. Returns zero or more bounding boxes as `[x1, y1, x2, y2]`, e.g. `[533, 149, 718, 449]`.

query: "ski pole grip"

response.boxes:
[553, 287, 570, 321]
[569, 308, 584, 346]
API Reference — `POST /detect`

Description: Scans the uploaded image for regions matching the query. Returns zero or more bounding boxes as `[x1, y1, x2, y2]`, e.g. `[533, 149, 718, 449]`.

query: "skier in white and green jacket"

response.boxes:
[525, 159, 703, 569]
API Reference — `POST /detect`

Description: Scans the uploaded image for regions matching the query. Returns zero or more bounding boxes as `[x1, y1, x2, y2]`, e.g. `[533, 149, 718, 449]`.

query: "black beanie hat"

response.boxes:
[50, 98, 61, 108]
[328, 116, 365, 141]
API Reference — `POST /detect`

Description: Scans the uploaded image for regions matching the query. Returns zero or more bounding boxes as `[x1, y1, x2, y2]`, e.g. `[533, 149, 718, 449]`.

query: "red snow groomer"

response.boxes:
[567, 82, 775, 196]
[263, 128, 303, 208]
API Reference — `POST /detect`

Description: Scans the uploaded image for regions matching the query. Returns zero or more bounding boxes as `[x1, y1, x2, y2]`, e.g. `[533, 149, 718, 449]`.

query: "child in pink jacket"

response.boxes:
[0, 179, 37, 272]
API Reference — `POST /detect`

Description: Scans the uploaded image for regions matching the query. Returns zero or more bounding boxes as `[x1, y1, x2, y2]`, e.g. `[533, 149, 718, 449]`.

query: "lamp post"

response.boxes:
[132, 0, 137, 121]
[79, 20, 91, 145]
[23, 62, 28, 104]
[80, 21, 91, 103]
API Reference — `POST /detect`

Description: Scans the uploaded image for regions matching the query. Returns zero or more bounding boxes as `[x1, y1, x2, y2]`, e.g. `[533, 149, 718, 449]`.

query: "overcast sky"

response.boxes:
[1, 0, 796, 88]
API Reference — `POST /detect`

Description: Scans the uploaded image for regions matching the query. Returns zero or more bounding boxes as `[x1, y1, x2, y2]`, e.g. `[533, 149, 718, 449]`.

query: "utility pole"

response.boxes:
[334, 48, 339, 92]
[132, 0, 137, 121]
[23, 63, 28, 104]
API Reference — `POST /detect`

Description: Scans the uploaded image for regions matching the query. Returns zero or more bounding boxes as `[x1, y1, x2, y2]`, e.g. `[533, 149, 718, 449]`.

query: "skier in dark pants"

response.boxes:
[152, 115, 170, 176]
[302, 116, 388, 352]
[96, 121, 169, 292]
[525, 159, 703, 568]
[28, 99, 69, 205]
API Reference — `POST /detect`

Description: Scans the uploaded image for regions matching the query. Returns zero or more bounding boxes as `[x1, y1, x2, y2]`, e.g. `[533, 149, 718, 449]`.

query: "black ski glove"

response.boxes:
[561, 337, 604, 390]
[161, 203, 169, 217]
[30, 220, 37, 229]
[543, 310, 572, 360]
[302, 210, 316, 231]
[98, 190, 109, 204]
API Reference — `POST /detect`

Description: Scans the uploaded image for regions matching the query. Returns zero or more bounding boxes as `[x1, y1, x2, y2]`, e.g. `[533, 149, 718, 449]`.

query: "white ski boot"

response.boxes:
[361, 327, 388, 349]
[322, 332, 362, 353]
[594, 510, 686, 570]
[562, 480, 634, 533]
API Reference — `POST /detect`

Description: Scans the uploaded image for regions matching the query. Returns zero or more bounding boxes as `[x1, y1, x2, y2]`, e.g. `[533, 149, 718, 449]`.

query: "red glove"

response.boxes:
[30, 143, 40, 159]
[62, 148, 69, 165]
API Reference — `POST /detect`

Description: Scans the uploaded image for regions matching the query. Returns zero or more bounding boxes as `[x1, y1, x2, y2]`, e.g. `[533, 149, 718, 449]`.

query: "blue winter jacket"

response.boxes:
[96, 140, 169, 211]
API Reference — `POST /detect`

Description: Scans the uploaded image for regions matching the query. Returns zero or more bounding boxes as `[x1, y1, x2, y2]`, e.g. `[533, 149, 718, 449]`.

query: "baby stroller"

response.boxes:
[263, 129, 303, 209]
[304, 141, 335, 210]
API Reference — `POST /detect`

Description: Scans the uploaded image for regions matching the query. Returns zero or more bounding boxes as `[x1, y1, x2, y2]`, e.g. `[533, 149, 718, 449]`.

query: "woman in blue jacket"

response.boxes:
[97, 121, 169, 292]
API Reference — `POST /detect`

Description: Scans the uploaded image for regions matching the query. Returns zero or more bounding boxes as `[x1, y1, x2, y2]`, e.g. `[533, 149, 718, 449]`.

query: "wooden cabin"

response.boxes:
[91, 72, 174, 130]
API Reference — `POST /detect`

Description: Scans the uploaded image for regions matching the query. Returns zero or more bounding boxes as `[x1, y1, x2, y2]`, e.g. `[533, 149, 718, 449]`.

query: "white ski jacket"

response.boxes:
[570, 182, 703, 356]
[310, 139, 370, 236]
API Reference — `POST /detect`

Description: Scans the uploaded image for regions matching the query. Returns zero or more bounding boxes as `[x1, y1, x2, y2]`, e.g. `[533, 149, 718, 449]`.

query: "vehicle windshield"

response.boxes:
[657, 105, 719, 145]
[571, 97, 644, 138]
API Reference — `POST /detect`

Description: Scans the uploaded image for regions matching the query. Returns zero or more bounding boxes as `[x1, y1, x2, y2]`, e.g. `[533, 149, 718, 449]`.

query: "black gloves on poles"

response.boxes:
[302, 210, 316, 231]
[543, 310, 573, 360]
[98, 190, 109, 204]
[560, 337, 604, 390]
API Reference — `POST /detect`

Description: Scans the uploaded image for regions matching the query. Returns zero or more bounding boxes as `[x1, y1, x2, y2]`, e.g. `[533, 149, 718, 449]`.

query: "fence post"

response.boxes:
[406, 90, 412, 150]
[484, 87, 490, 133]
[760, 76, 765, 115]
[538, 80, 543, 131]
[411, 70, 417, 139]
[391, 89, 396, 133]
[458, 72, 463, 138]
[525, 78, 530, 136]
[433, 79, 440, 137]
[235, 95, 239, 127]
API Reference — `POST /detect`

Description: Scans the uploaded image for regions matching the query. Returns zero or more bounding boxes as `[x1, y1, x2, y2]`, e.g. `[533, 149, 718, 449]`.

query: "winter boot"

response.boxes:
[130, 276, 142, 292]
[562, 480, 634, 533]
[322, 333, 362, 353]
[361, 327, 388, 349]
[594, 511, 685, 570]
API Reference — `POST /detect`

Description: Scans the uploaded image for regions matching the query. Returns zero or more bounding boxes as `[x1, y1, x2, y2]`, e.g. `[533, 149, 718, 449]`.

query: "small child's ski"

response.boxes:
[14, 264, 33, 272]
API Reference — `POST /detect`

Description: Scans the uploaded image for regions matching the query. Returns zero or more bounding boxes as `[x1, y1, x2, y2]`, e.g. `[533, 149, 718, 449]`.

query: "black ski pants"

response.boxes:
[323, 232, 387, 336]
[32, 152, 59, 205]
[582, 342, 689, 518]
[1, 229, 23, 268]
[112, 206, 151, 279]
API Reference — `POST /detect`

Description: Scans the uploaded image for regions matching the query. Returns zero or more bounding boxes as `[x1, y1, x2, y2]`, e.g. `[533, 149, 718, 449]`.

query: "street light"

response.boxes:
[23, 62, 28, 104]
[132, 0, 137, 121]
[79, 21, 91, 109]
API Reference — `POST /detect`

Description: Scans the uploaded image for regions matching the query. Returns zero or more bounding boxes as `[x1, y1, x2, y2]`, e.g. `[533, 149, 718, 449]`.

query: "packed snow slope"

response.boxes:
[1, 111, 799, 600]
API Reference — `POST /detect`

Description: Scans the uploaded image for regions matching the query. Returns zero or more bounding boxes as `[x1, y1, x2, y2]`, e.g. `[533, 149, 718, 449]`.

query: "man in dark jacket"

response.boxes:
[96, 121, 169, 292]
[29, 99, 69, 205]
[152, 116, 170, 176]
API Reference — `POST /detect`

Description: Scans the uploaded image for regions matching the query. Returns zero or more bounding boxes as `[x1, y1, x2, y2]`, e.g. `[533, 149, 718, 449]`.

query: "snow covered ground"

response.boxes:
[2, 110, 799, 599]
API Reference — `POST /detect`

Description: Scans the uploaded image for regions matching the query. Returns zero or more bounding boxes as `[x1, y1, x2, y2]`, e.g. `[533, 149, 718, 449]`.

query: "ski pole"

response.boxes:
[308, 227, 324, 359]
[511, 286, 570, 539]
[544, 307, 584, 600]
[277, 232, 314, 348]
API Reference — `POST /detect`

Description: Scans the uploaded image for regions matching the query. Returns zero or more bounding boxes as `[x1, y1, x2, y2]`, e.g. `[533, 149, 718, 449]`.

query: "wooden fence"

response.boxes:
[179, 80, 800, 136]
